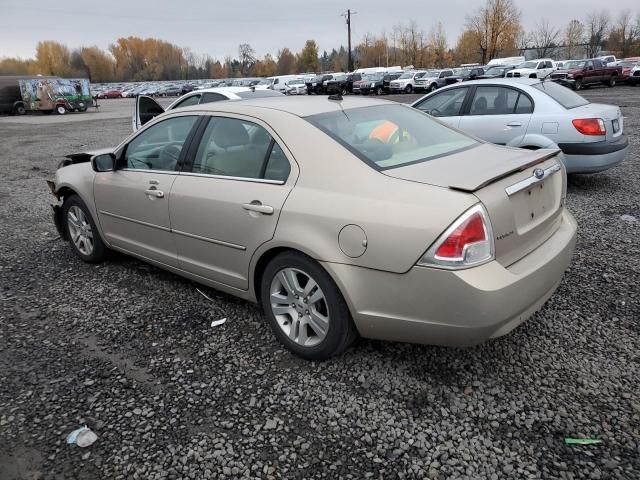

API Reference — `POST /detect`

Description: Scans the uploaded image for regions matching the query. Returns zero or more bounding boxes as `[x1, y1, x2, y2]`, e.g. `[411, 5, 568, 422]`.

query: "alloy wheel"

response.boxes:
[67, 206, 94, 256]
[270, 268, 330, 347]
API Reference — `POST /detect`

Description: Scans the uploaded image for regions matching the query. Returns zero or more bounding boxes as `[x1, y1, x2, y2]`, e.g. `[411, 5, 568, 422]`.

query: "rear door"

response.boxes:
[169, 115, 297, 289]
[458, 85, 533, 146]
[412, 86, 470, 128]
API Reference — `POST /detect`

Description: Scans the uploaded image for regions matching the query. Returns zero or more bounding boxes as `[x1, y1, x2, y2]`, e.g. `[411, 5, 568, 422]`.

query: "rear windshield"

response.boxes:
[532, 81, 589, 109]
[306, 104, 477, 170]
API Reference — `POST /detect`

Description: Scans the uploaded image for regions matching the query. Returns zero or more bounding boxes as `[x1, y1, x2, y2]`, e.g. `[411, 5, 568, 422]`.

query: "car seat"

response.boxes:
[472, 96, 488, 115]
[201, 120, 262, 178]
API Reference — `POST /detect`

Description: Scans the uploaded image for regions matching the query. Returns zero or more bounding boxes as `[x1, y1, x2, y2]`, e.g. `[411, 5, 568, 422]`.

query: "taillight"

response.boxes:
[572, 118, 606, 136]
[418, 204, 494, 269]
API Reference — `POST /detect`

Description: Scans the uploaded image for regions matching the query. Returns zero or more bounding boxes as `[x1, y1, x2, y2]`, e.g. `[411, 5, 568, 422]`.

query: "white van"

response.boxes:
[487, 56, 525, 67]
[266, 75, 301, 93]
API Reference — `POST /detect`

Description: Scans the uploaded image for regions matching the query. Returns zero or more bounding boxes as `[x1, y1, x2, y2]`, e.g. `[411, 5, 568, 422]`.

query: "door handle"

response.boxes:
[507, 122, 522, 127]
[242, 202, 274, 215]
[144, 188, 164, 198]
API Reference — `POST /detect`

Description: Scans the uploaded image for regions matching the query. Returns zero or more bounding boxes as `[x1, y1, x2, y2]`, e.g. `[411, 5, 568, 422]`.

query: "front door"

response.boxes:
[95, 115, 199, 266]
[458, 85, 533, 146]
[133, 95, 165, 131]
[169, 115, 296, 289]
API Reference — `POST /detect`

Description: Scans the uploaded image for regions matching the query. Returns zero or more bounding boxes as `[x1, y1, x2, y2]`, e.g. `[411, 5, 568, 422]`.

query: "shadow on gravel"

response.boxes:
[567, 173, 620, 192]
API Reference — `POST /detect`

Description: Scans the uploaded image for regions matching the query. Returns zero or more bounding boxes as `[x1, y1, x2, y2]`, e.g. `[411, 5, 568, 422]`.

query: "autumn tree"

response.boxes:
[276, 48, 296, 74]
[528, 19, 561, 58]
[0, 57, 38, 75]
[35, 41, 72, 76]
[427, 22, 449, 67]
[209, 60, 224, 78]
[80, 47, 115, 82]
[466, 0, 521, 63]
[564, 20, 585, 59]
[255, 54, 277, 77]
[454, 30, 481, 64]
[584, 10, 610, 58]
[298, 40, 319, 72]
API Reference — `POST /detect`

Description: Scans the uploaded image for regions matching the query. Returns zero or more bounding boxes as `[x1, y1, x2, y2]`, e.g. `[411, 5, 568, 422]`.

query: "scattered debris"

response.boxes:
[620, 214, 637, 222]
[66, 425, 98, 447]
[211, 318, 227, 327]
[564, 438, 602, 445]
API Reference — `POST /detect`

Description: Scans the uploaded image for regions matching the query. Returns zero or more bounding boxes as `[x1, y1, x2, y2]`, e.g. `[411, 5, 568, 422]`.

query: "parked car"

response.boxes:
[506, 59, 556, 79]
[324, 74, 350, 95]
[98, 89, 122, 99]
[382, 72, 403, 93]
[181, 83, 196, 95]
[284, 78, 308, 95]
[618, 58, 640, 82]
[389, 70, 427, 93]
[48, 96, 577, 360]
[629, 63, 640, 85]
[132, 86, 284, 131]
[346, 73, 362, 93]
[159, 85, 182, 97]
[411, 78, 628, 173]
[305, 74, 333, 95]
[550, 59, 622, 90]
[0, 75, 28, 115]
[446, 67, 485, 84]
[414, 69, 455, 92]
[596, 55, 618, 67]
[476, 65, 516, 79]
[358, 74, 385, 95]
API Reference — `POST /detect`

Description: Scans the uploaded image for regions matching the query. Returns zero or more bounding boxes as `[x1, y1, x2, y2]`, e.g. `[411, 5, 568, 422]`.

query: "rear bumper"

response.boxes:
[559, 135, 628, 173]
[322, 209, 577, 346]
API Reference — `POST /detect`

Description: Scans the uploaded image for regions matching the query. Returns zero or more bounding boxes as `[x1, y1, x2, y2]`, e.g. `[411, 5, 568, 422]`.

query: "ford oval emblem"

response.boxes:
[533, 168, 545, 179]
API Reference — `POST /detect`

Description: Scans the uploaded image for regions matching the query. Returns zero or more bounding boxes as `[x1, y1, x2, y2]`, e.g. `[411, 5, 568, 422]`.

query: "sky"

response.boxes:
[0, 0, 638, 60]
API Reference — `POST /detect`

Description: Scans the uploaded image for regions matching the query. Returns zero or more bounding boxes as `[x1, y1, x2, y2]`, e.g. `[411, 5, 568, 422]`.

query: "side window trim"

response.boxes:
[258, 139, 276, 179]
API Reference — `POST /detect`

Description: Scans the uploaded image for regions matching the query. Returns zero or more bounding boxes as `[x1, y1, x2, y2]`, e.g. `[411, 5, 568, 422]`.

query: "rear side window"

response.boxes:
[306, 104, 477, 170]
[532, 81, 589, 109]
[469, 86, 533, 115]
[200, 92, 228, 104]
[173, 94, 201, 109]
[191, 117, 290, 181]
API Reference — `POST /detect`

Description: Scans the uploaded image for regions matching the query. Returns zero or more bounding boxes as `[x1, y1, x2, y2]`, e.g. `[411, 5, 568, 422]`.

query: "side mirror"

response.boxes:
[91, 153, 116, 172]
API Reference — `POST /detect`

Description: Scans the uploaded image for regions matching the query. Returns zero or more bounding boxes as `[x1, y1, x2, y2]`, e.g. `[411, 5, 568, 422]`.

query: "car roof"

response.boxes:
[176, 95, 392, 118]
[458, 78, 542, 87]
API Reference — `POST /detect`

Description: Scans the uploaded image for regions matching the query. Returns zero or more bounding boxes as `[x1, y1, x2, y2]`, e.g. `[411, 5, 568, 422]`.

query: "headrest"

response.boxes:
[212, 120, 250, 148]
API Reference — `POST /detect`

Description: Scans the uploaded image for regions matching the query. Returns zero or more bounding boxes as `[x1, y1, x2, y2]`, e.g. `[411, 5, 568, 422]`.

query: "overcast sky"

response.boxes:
[0, 0, 638, 60]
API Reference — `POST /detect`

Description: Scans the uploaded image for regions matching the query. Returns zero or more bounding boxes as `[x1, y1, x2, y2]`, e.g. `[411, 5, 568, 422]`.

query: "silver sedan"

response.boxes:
[412, 78, 628, 173]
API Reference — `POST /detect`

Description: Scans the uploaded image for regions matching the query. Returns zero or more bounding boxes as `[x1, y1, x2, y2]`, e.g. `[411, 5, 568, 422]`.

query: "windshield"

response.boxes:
[398, 72, 413, 79]
[363, 74, 383, 81]
[459, 69, 472, 77]
[519, 61, 538, 69]
[484, 67, 505, 75]
[532, 81, 589, 109]
[332, 75, 347, 81]
[565, 60, 586, 69]
[306, 105, 477, 170]
[288, 79, 304, 85]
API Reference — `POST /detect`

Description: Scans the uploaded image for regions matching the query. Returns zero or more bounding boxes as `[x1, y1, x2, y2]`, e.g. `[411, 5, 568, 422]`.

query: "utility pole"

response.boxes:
[342, 9, 357, 71]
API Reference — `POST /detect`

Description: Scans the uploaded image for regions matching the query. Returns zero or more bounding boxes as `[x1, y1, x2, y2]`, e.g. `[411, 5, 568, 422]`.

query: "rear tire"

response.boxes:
[260, 251, 357, 360]
[56, 105, 66, 115]
[62, 195, 107, 263]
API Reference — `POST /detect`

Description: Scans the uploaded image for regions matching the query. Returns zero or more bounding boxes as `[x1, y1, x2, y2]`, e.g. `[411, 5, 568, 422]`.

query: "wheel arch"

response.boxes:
[506, 134, 559, 150]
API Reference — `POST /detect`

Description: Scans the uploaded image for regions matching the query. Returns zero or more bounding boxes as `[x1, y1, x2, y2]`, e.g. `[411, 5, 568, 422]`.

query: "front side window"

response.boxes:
[191, 117, 290, 181]
[414, 87, 469, 117]
[306, 104, 477, 170]
[124, 116, 197, 171]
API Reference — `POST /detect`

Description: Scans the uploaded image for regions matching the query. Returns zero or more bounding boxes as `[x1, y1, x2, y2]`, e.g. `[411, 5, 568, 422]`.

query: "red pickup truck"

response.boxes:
[550, 59, 623, 90]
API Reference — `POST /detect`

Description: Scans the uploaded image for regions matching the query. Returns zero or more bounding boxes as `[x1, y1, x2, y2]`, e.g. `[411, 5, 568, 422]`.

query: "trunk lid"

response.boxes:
[384, 144, 566, 267]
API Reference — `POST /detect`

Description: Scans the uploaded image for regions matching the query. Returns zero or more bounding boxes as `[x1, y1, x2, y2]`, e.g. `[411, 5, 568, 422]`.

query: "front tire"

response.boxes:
[608, 76, 616, 87]
[14, 103, 26, 115]
[63, 195, 107, 263]
[375, 86, 382, 95]
[260, 251, 357, 360]
[56, 105, 67, 115]
[428, 83, 437, 93]
[574, 78, 583, 90]
[404, 84, 413, 94]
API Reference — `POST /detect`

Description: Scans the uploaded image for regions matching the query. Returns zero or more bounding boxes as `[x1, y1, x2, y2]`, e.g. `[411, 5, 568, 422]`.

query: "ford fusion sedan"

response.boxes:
[412, 79, 628, 173]
[48, 96, 577, 360]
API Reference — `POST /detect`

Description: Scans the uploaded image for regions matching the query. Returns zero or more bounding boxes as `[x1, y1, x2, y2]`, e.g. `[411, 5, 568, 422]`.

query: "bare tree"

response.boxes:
[466, 0, 522, 63]
[584, 10, 610, 58]
[608, 9, 640, 57]
[238, 43, 256, 76]
[528, 19, 561, 58]
[564, 19, 585, 59]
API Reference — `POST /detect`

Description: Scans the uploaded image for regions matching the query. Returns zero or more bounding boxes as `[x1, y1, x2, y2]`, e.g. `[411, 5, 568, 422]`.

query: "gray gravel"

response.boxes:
[1, 86, 639, 479]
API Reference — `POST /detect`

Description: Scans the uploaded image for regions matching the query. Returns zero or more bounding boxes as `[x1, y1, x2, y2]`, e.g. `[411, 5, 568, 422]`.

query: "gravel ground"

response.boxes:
[0, 86, 639, 480]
